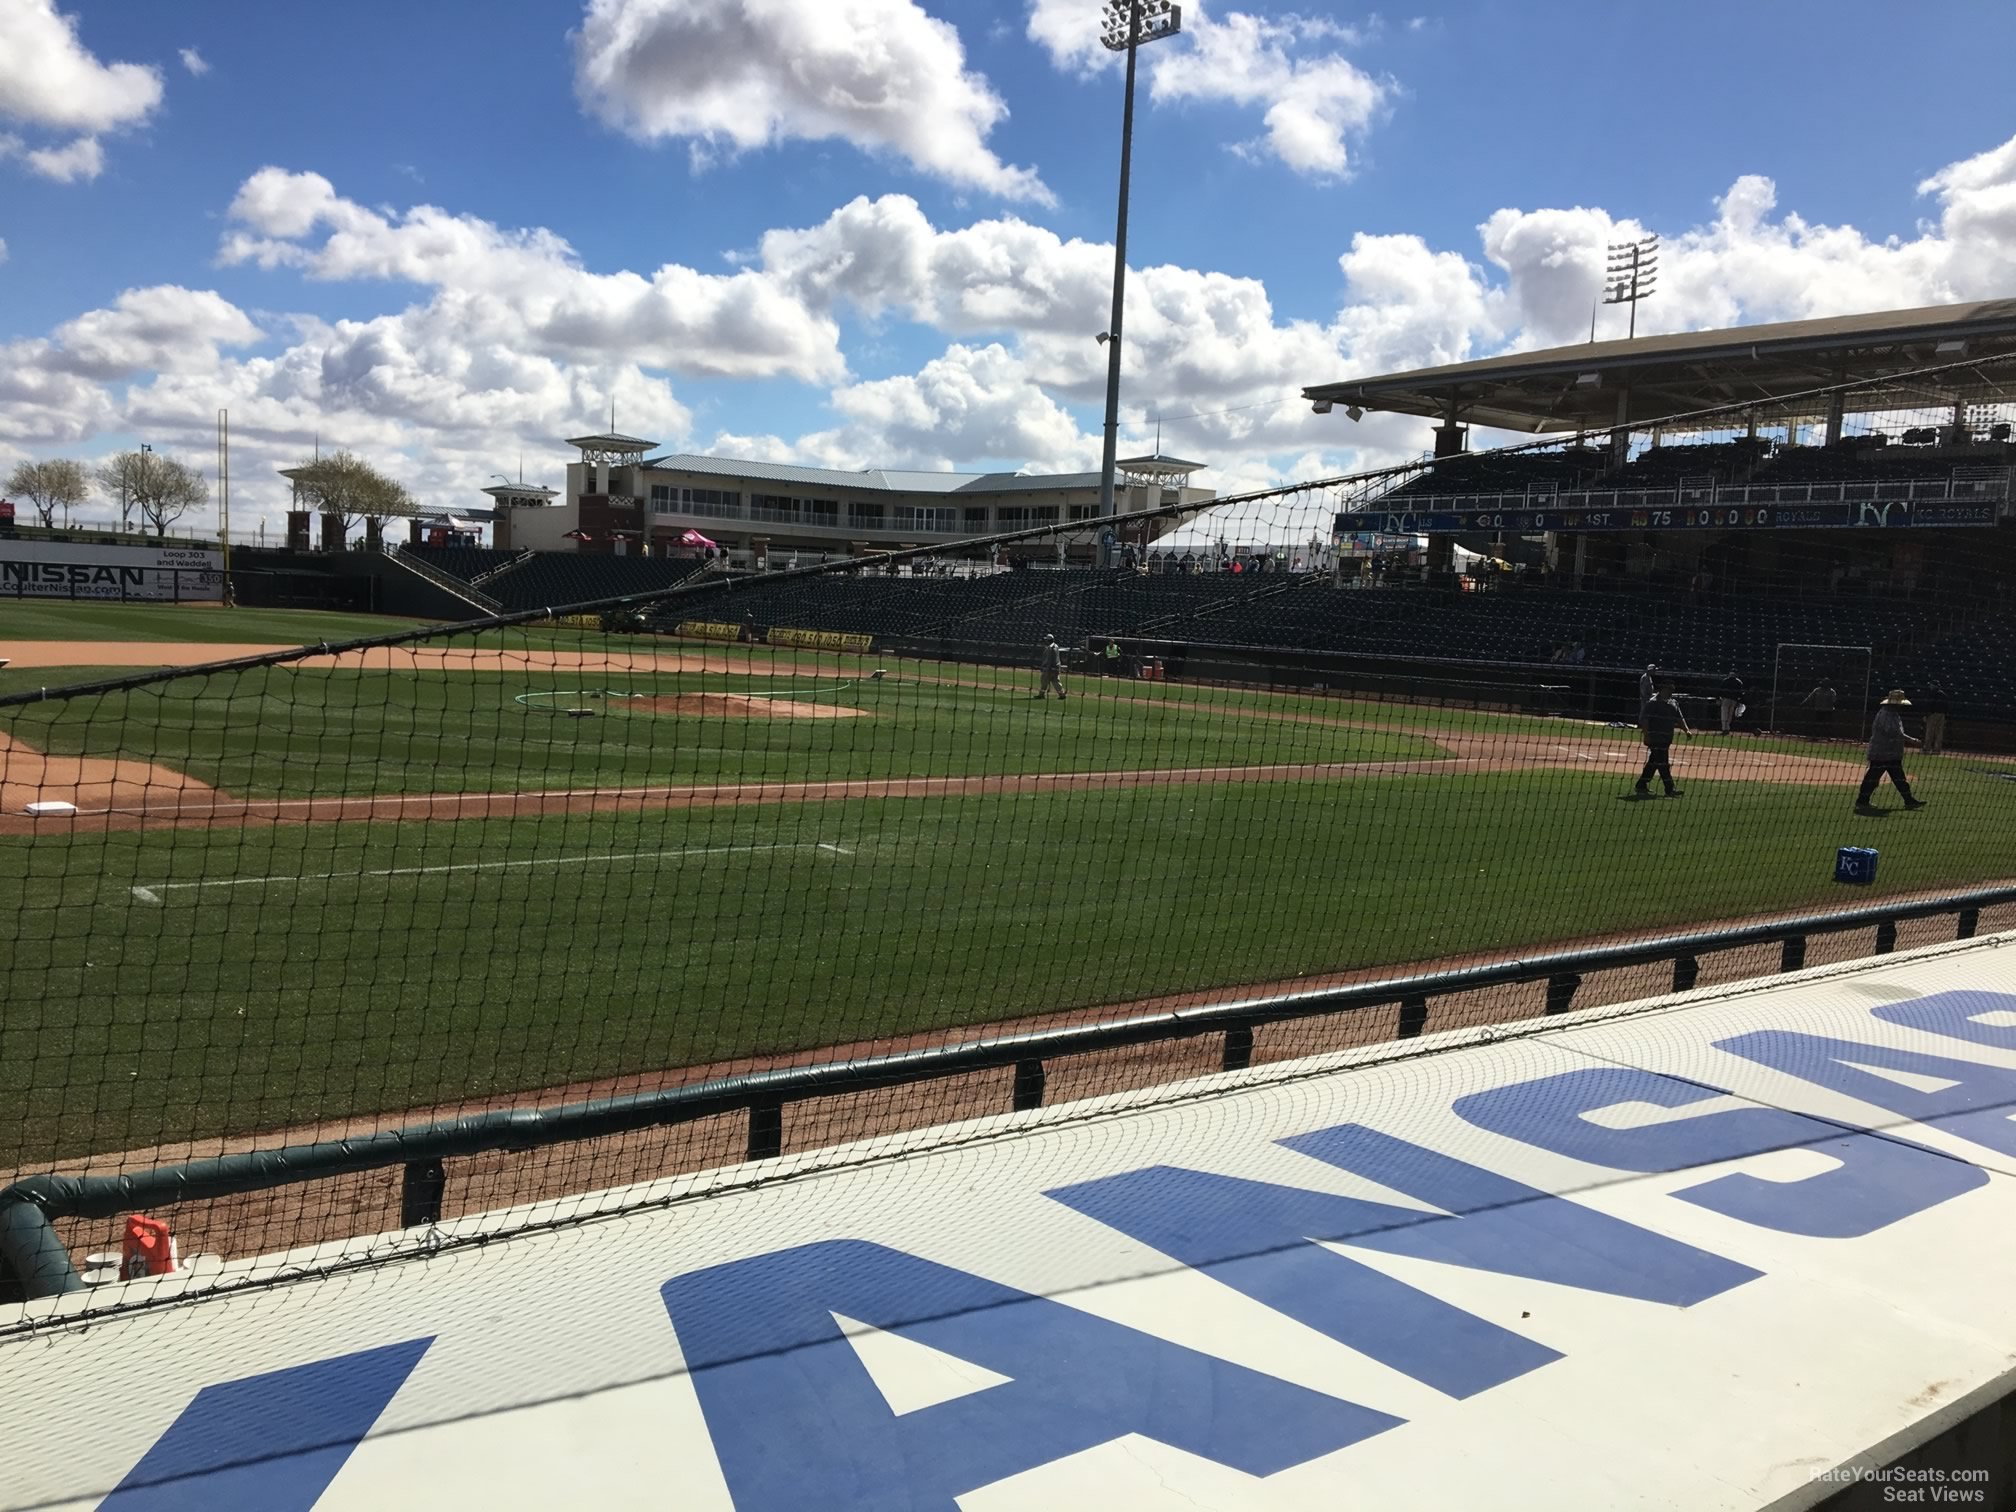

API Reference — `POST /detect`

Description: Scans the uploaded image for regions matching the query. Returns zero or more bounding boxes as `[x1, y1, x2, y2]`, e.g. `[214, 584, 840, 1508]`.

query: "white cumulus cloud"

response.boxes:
[20, 133, 103, 182]
[0, 0, 162, 184]
[1153, 8, 1389, 179]
[802, 342, 1095, 472]
[572, 0, 1052, 204]
[11, 132, 2016, 543]
[179, 46, 209, 77]
[0, 0, 163, 131]
[220, 167, 847, 383]
[1027, 1, 1388, 179]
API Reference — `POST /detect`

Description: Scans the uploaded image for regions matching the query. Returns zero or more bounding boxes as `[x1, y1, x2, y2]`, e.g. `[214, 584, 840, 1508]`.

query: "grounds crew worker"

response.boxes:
[1856, 689, 1926, 812]
[1104, 638, 1122, 677]
[1633, 682, 1691, 798]
[1035, 636, 1067, 700]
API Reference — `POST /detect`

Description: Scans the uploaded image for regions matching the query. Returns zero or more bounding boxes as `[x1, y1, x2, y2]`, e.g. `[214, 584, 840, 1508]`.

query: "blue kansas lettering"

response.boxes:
[1718, 1027, 2016, 1160]
[662, 1238, 1394, 1512]
[1455, 1067, 1984, 1237]
[1049, 1123, 1754, 1400]
[1873, 990, 2016, 1052]
[101, 1337, 432, 1511]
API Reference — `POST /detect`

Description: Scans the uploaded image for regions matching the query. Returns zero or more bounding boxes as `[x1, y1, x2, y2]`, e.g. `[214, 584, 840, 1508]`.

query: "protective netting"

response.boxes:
[4, 358, 2016, 1311]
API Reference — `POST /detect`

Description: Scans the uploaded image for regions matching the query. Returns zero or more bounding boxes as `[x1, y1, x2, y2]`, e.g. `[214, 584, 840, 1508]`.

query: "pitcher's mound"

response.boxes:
[637, 693, 866, 720]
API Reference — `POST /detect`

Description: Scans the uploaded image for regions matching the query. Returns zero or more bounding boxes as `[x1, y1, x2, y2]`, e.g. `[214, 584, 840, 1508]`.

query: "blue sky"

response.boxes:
[4, 0, 2016, 532]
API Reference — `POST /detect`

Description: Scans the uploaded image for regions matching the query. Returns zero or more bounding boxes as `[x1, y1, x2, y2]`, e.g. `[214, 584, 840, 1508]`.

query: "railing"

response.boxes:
[1407, 473, 2010, 515]
[0, 521, 223, 547]
[470, 548, 536, 587]
[5, 884, 2009, 1303]
[380, 543, 502, 612]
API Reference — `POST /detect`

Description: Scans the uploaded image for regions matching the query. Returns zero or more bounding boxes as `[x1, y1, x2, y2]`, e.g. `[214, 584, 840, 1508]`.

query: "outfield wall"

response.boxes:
[0, 539, 222, 601]
[9, 935, 2016, 1510]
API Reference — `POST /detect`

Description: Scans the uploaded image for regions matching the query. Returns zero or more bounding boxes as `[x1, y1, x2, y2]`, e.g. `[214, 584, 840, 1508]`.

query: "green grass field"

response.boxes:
[1, 666, 1434, 795]
[3, 604, 2013, 1167]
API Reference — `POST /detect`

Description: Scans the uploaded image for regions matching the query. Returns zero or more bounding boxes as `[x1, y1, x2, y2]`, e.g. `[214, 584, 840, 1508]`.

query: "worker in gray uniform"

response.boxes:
[1035, 636, 1067, 701]
[1855, 689, 1926, 812]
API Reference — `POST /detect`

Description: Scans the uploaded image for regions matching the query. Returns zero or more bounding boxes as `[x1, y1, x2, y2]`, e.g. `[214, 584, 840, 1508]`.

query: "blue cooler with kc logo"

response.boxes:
[1835, 847, 1878, 885]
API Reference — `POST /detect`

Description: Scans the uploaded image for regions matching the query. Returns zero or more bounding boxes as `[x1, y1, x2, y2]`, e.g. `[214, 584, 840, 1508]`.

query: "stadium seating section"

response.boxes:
[1389, 439, 2009, 500]
[482, 553, 709, 612]
[443, 426, 2016, 721]
[652, 564, 2012, 701]
[1897, 613, 2016, 720]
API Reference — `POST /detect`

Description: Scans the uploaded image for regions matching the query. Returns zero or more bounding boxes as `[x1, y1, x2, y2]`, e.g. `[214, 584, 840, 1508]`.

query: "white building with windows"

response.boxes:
[490, 434, 1214, 566]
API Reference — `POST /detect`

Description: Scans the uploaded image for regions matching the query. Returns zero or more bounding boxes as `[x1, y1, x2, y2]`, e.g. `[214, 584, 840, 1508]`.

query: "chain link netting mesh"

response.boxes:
[4, 360, 2016, 1312]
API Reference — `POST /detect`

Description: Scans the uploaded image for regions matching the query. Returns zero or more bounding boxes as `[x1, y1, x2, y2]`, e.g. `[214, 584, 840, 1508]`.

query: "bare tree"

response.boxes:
[5, 458, 90, 528]
[290, 451, 415, 541]
[95, 451, 209, 538]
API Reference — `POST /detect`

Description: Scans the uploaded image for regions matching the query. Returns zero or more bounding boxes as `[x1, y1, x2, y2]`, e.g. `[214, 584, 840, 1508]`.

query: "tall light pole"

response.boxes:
[125, 442, 153, 534]
[1603, 234, 1659, 340]
[1096, 0, 1182, 525]
[218, 410, 232, 603]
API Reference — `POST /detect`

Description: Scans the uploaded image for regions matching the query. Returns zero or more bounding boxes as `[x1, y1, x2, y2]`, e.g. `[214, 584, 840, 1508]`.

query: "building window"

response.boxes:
[750, 493, 800, 524]
[964, 507, 988, 530]
[894, 506, 959, 532]
[651, 486, 741, 519]
[1070, 505, 1097, 521]
[847, 502, 887, 529]
[807, 499, 839, 525]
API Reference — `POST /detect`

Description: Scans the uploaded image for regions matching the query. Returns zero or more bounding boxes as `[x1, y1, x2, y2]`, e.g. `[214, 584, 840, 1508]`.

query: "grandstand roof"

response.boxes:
[639, 452, 1208, 496]
[1305, 298, 2016, 434]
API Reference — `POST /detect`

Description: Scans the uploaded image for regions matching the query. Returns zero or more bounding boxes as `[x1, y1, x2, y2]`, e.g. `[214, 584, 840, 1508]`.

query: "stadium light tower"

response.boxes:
[1095, 0, 1182, 524]
[1604, 234, 1660, 340]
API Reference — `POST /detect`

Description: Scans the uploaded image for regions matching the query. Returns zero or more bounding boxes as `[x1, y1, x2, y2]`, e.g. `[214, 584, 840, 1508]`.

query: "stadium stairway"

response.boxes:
[378, 544, 503, 614]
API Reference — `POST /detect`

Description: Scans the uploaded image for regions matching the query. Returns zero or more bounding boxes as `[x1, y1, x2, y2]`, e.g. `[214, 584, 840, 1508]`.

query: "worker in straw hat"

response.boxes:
[1855, 690, 1926, 813]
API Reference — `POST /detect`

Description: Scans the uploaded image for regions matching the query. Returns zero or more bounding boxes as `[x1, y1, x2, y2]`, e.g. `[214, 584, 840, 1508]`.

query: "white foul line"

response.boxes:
[130, 841, 849, 903]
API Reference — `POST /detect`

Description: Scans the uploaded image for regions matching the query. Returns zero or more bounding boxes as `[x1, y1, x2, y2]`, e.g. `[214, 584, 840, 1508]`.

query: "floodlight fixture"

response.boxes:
[1101, 0, 1181, 50]
[1602, 233, 1660, 339]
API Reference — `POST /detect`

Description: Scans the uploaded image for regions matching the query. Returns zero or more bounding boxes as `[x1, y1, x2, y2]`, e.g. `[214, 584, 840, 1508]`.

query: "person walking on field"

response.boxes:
[1035, 635, 1067, 701]
[1920, 684, 1949, 753]
[1718, 670, 1744, 734]
[1633, 682, 1691, 798]
[1856, 690, 1925, 812]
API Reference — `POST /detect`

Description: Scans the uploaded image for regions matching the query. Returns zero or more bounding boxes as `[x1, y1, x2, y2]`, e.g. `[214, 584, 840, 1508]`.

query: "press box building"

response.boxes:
[490, 434, 1214, 566]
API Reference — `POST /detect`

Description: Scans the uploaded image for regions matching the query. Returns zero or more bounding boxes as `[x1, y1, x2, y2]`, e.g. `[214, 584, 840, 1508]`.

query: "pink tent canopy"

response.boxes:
[679, 529, 717, 549]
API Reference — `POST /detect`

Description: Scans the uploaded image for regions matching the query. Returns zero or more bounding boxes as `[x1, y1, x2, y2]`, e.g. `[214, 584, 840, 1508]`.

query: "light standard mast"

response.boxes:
[1095, 0, 1183, 525]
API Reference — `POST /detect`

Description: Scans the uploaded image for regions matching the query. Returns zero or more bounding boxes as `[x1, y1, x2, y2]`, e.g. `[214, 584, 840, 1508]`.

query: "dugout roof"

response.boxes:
[1305, 299, 2016, 434]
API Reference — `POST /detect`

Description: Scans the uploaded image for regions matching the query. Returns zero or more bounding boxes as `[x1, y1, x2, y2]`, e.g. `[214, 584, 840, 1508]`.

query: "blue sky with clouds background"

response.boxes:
[4, 0, 2016, 533]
